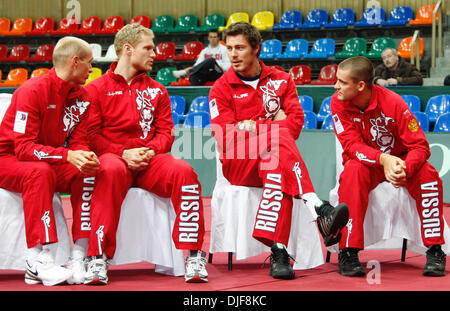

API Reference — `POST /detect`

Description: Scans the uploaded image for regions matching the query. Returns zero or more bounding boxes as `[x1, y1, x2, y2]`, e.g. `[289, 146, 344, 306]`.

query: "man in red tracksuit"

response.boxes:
[0, 37, 100, 286]
[84, 24, 208, 283]
[209, 22, 349, 280]
[331, 56, 446, 277]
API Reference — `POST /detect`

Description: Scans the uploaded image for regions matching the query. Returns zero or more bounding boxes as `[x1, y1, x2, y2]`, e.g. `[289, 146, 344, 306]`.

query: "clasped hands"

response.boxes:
[237, 109, 287, 132]
[379, 153, 407, 188]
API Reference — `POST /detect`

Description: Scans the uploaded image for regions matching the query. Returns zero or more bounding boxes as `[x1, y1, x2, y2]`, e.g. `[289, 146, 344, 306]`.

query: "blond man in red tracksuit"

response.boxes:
[84, 24, 208, 283]
[0, 37, 100, 286]
[209, 22, 349, 280]
[331, 56, 446, 277]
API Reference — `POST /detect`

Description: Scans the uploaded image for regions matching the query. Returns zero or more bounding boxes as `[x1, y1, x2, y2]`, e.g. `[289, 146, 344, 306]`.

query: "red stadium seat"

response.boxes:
[26, 44, 54, 62]
[4, 44, 30, 62]
[170, 77, 191, 86]
[0, 68, 29, 87]
[311, 64, 338, 85]
[0, 18, 11, 35]
[50, 17, 79, 35]
[0, 45, 8, 62]
[130, 15, 151, 28]
[74, 16, 102, 34]
[97, 16, 124, 34]
[154, 42, 176, 61]
[173, 41, 204, 60]
[4, 17, 33, 36]
[26, 17, 55, 35]
[289, 65, 311, 85]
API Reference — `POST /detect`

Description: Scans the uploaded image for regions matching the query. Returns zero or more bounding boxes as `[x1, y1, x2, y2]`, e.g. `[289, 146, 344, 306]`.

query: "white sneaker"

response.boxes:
[25, 249, 73, 286]
[185, 251, 208, 283]
[84, 256, 108, 285]
[172, 69, 187, 79]
[66, 250, 87, 285]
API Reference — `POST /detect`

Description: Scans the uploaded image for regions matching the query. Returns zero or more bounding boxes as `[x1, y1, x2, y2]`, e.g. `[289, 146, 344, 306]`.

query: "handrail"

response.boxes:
[431, 0, 442, 68]
[410, 30, 420, 70]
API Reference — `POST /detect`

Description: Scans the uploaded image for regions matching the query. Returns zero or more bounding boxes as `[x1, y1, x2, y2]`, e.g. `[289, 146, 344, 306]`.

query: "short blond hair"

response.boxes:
[114, 24, 154, 57]
[52, 36, 91, 67]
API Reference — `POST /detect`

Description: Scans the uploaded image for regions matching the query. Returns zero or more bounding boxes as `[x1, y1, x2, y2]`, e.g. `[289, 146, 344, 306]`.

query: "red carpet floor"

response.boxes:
[0, 198, 449, 294]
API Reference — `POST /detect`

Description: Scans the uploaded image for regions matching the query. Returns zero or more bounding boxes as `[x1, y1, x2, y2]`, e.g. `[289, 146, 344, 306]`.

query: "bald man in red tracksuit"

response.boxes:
[331, 84, 446, 275]
[84, 62, 205, 262]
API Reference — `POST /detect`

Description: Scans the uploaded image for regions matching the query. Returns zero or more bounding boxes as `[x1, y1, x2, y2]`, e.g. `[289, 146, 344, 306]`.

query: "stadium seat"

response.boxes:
[98, 15, 124, 34]
[169, 14, 198, 33]
[317, 96, 331, 122]
[4, 44, 30, 62]
[30, 67, 50, 79]
[169, 95, 187, 117]
[188, 96, 209, 114]
[154, 42, 176, 61]
[311, 64, 338, 85]
[26, 44, 54, 62]
[0, 68, 28, 87]
[289, 65, 311, 85]
[298, 95, 314, 112]
[251, 11, 274, 31]
[173, 41, 204, 61]
[130, 15, 151, 28]
[219, 12, 249, 31]
[278, 39, 308, 59]
[0, 17, 11, 35]
[0, 45, 8, 62]
[304, 38, 335, 59]
[434, 112, 450, 132]
[259, 39, 282, 59]
[170, 77, 191, 87]
[335, 37, 367, 59]
[324, 8, 355, 28]
[183, 111, 211, 128]
[397, 36, 424, 59]
[363, 37, 396, 59]
[84, 67, 102, 86]
[195, 13, 225, 32]
[321, 113, 333, 130]
[270, 65, 285, 72]
[151, 15, 175, 33]
[303, 111, 318, 129]
[354, 7, 386, 27]
[400, 95, 421, 112]
[4, 17, 32, 36]
[95, 44, 117, 63]
[425, 94, 450, 123]
[90, 43, 103, 62]
[409, 4, 438, 25]
[26, 17, 54, 35]
[50, 17, 79, 35]
[412, 111, 429, 132]
[74, 16, 102, 34]
[272, 10, 302, 30]
[382, 6, 414, 26]
[155, 67, 177, 86]
[172, 111, 181, 127]
[300, 9, 328, 28]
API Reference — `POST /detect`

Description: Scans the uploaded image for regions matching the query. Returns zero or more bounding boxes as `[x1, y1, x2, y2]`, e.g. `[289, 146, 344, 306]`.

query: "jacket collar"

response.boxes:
[106, 62, 148, 85]
[224, 60, 272, 85]
[50, 67, 84, 99]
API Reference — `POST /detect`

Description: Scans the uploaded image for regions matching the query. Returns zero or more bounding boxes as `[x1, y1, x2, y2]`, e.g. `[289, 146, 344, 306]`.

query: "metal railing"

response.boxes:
[410, 30, 421, 70]
[431, 0, 443, 68]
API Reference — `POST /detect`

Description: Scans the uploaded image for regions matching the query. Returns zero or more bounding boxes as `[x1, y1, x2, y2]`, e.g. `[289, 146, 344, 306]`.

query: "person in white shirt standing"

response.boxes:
[172, 29, 231, 85]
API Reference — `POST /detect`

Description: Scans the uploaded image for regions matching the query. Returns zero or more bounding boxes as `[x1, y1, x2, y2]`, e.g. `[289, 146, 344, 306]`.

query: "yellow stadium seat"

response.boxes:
[219, 12, 249, 31]
[251, 11, 274, 31]
[84, 67, 102, 86]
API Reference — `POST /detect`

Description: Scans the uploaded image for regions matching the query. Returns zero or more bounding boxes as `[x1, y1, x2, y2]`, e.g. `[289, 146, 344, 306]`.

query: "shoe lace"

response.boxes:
[87, 258, 107, 274]
[262, 249, 296, 268]
[339, 248, 360, 266]
[186, 253, 206, 271]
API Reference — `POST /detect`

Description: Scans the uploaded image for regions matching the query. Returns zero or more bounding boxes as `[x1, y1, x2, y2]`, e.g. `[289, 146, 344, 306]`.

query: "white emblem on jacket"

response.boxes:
[259, 79, 287, 119]
[63, 99, 90, 134]
[136, 87, 162, 139]
[369, 111, 395, 153]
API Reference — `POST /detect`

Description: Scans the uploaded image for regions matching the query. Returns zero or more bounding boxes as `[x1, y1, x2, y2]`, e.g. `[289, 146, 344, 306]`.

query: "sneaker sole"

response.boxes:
[423, 270, 446, 277]
[269, 268, 295, 280]
[323, 204, 349, 247]
[84, 276, 108, 285]
[185, 274, 208, 283]
[25, 271, 71, 286]
[338, 268, 366, 277]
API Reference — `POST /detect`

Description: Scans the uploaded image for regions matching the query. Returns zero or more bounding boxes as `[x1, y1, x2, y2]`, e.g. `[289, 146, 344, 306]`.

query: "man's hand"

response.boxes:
[379, 153, 407, 188]
[387, 78, 398, 85]
[376, 79, 389, 87]
[122, 147, 153, 171]
[67, 150, 100, 175]
[237, 120, 256, 132]
[273, 109, 287, 121]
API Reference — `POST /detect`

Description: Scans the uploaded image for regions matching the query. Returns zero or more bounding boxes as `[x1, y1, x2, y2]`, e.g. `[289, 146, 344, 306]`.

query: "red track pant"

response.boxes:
[220, 127, 315, 247]
[338, 159, 445, 250]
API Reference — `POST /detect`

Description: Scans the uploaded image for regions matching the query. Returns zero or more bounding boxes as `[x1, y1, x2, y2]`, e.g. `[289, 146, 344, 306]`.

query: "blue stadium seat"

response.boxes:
[300, 9, 328, 29]
[354, 7, 386, 27]
[272, 10, 302, 30]
[303, 38, 335, 59]
[324, 8, 355, 28]
[259, 39, 282, 59]
[400, 95, 421, 112]
[183, 111, 211, 128]
[189, 96, 209, 113]
[434, 112, 450, 132]
[298, 95, 314, 112]
[278, 39, 308, 59]
[382, 6, 413, 26]
[169, 95, 186, 117]
[321, 114, 334, 130]
[172, 111, 181, 127]
[425, 95, 450, 123]
[413, 111, 430, 132]
[303, 111, 318, 129]
[317, 96, 332, 122]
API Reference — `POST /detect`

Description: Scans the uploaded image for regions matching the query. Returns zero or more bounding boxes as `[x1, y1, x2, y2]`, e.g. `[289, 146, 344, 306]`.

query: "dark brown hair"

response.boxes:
[338, 56, 374, 88]
[222, 22, 262, 56]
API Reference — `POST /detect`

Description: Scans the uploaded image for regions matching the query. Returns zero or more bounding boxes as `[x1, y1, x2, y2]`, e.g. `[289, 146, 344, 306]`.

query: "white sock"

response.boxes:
[73, 238, 89, 258]
[26, 244, 43, 265]
[274, 242, 287, 250]
[172, 69, 187, 78]
[301, 192, 322, 219]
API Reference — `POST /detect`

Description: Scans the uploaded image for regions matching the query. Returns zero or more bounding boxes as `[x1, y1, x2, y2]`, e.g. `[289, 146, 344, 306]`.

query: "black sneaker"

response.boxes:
[423, 245, 446, 277]
[267, 243, 295, 280]
[338, 248, 366, 277]
[315, 201, 349, 246]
